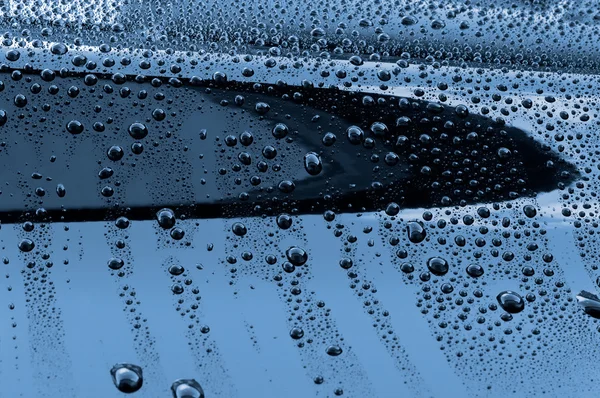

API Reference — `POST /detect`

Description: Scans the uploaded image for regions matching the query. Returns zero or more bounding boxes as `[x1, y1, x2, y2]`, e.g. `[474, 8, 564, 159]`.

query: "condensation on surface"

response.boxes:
[1, 0, 600, 397]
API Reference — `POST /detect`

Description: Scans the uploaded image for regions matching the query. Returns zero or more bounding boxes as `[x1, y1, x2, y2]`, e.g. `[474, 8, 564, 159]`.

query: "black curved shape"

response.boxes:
[0, 70, 578, 223]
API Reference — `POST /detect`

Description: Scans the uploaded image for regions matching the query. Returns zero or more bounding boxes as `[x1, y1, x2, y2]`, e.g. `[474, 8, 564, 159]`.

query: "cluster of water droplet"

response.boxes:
[3, 0, 600, 396]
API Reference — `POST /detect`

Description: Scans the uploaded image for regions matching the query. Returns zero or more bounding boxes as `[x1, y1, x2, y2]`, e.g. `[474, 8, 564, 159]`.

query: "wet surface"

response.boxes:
[0, 69, 578, 223]
[3, 1, 600, 398]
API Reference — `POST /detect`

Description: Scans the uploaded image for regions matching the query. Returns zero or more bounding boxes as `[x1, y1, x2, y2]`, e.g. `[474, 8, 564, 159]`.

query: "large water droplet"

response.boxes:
[523, 205, 537, 218]
[407, 221, 426, 243]
[156, 208, 176, 229]
[231, 222, 247, 237]
[66, 120, 84, 134]
[110, 363, 143, 393]
[107, 145, 124, 161]
[18, 239, 35, 252]
[290, 327, 304, 339]
[286, 247, 308, 266]
[326, 345, 343, 356]
[276, 214, 293, 229]
[128, 122, 148, 139]
[171, 379, 205, 398]
[303, 152, 322, 176]
[426, 257, 449, 276]
[577, 290, 600, 319]
[385, 202, 400, 216]
[272, 123, 289, 139]
[6, 49, 20, 61]
[50, 43, 68, 55]
[108, 257, 124, 270]
[497, 291, 525, 314]
[466, 264, 484, 278]
[168, 264, 185, 276]
[346, 126, 364, 145]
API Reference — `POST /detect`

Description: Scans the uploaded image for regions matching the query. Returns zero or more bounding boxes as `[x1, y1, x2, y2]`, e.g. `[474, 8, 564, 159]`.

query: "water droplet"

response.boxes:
[128, 122, 148, 139]
[50, 43, 68, 55]
[278, 180, 296, 193]
[156, 208, 176, 229]
[56, 184, 66, 198]
[523, 205, 537, 218]
[110, 363, 143, 393]
[346, 126, 364, 145]
[282, 262, 295, 273]
[577, 290, 600, 319]
[497, 147, 512, 159]
[377, 70, 391, 82]
[326, 345, 343, 356]
[272, 123, 289, 139]
[168, 264, 185, 276]
[18, 239, 35, 252]
[239, 131, 253, 146]
[370, 122, 388, 136]
[322, 132, 336, 146]
[339, 258, 353, 269]
[290, 327, 304, 339]
[303, 152, 322, 176]
[255, 102, 270, 114]
[108, 258, 124, 270]
[115, 217, 130, 229]
[171, 284, 184, 295]
[66, 120, 84, 134]
[349, 55, 363, 66]
[311, 27, 326, 38]
[6, 49, 20, 61]
[407, 221, 426, 243]
[107, 145, 124, 161]
[276, 214, 293, 229]
[170, 228, 185, 240]
[171, 379, 205, 398]
[466, 264, 484, 278]
[212, 71, 227, 85]
[385, 202, 400, 216]
[426, 257, 449, 276]
[286, 247, 308, 266]
[232, 222, 247, 236]
[400, 262, 414, 273]
[22, 222, 34, 232]
[497, 291, 525, 314]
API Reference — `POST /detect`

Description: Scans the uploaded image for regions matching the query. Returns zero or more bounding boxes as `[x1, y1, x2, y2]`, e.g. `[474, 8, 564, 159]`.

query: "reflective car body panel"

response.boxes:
[0, 1, 599, 398]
